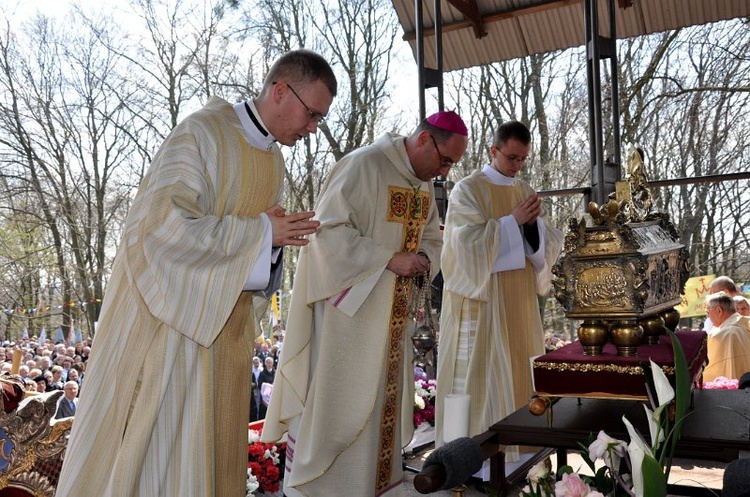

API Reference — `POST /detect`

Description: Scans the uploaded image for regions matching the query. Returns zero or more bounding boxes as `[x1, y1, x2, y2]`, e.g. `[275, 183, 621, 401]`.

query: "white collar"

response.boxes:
[233, 100, 276, 151]
[481, 164, 516, 186]
[719, 312, 744, 329]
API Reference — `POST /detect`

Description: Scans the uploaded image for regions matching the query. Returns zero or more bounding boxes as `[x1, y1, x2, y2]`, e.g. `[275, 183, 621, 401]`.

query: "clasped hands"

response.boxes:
[512, 193, 541, 225]
[265, 204, 319, 247]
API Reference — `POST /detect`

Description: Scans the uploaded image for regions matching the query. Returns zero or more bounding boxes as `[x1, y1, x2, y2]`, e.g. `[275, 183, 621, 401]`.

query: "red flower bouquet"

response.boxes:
[247, 422, 286, 495]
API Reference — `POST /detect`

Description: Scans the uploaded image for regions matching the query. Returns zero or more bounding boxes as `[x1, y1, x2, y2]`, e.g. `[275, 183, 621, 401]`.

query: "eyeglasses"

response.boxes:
[429, 134, 456, 169]
[278, 82, 326, 124]
[498, 150, 530, 164]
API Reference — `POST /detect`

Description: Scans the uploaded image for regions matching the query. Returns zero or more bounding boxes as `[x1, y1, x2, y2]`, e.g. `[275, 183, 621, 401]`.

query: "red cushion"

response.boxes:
[0, 486, 35, 497]
[1, 378, 25, 413]
[533, 331, 707, 398]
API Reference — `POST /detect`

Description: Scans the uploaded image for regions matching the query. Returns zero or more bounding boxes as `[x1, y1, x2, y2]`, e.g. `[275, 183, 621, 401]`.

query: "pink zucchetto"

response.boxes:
[425, 110, 468, 137]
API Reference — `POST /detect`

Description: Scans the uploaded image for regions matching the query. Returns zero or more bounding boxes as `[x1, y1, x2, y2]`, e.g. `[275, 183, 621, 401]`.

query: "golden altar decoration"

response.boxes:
[0, 388, 72, 496]
[551, 147, 690, 356]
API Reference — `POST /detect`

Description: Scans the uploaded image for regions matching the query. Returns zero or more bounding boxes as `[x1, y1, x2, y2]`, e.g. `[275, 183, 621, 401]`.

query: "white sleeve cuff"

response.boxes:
[243, 213, 273, 291]
[328, 267, 386, 317]
[493, 215, 526, 273]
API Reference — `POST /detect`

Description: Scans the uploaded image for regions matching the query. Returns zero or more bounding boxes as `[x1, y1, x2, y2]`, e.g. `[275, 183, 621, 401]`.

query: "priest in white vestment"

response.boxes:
[704, 292, 750, 382]
[436, 121, 563, 462]
[56, 50, 337, 497]
[262, 112, 469, 496]
[703, 276, 742, 331]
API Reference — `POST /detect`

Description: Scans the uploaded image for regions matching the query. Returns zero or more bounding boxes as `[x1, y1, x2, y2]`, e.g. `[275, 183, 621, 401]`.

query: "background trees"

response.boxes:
[0, 0, 747, 339]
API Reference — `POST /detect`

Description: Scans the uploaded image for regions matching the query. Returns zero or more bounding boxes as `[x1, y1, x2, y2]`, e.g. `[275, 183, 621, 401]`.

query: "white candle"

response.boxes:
[443, 393, 470, 443]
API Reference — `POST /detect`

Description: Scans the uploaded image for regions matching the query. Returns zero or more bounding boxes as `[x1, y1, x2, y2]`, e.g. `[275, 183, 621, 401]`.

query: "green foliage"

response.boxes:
[641, 453, 668, 496]
[664, 328, 691, 477]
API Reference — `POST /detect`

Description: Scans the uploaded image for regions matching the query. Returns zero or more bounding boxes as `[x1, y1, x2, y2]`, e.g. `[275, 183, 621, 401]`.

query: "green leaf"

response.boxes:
[594, 466, 616, 494]
[665, 328, 691, 477]
[641, 453, 667, 497]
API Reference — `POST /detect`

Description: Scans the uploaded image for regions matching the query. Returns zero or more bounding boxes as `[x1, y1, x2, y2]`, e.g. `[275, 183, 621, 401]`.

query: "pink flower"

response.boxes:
[703, 376, 739, 390]
[554, 473, 602, 497]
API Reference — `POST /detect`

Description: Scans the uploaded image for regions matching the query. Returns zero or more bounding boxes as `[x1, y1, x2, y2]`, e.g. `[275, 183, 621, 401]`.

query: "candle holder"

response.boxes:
[451, 483, 467, 496]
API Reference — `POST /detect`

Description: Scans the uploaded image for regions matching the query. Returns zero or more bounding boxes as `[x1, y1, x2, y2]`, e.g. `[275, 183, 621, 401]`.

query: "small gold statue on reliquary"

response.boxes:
[587, 146, 655, 226]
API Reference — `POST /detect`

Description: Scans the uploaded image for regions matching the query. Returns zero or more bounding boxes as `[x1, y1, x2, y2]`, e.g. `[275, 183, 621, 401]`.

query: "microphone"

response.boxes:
[415, 437, 484, 491]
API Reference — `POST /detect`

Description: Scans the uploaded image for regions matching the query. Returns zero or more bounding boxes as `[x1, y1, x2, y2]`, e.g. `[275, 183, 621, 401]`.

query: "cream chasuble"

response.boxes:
[262, 133, 442, 497]
[57, 97, 283, 497]
[436, 169, 550, 451]
[704, 313, 750, 382]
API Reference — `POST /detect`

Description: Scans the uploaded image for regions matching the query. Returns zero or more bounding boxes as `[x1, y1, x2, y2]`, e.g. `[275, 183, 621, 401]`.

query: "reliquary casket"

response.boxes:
[551, 149, 690, 356]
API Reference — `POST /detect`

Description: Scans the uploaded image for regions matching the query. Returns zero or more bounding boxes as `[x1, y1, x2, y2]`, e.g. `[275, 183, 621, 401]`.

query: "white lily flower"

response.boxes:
[644, 360, 675, 452]
[588, 430, 627, 470]
[643, 404, 665, 450]
[526, 458, 549, 483]
[649, 360, 675, 409]
[623, 416, 653, 497]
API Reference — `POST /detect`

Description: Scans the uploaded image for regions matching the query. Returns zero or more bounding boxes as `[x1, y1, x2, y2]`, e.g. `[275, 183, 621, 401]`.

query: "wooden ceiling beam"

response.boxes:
[403, 0, 581, 41]
[446, 0, 488, 38]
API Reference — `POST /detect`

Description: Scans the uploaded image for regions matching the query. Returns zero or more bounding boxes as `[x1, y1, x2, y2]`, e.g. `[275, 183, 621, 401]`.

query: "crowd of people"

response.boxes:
[1, 328, 288, 424]
[250, 337, 281, 422]
[0, 335, 89, 419]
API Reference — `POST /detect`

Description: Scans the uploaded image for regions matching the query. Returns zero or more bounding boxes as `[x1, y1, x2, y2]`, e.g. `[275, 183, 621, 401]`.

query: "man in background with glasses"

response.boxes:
[436, 120, 563, 481]
[263, 111, 468, 496]
[58, 49, 337, 497]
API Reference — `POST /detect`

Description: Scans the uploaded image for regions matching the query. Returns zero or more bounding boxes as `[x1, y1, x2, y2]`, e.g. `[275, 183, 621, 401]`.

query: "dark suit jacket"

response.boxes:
[55, 397, 77, 419]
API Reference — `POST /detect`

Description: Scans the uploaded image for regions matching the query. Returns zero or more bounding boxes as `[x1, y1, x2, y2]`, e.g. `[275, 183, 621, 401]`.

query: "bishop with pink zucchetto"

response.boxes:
[262, 110, 469, 495]
[426, 110, 469, 137]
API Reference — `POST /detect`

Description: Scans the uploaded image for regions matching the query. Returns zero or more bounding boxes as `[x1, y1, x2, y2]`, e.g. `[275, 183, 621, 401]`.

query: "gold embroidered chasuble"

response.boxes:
[262, 133, 442, 496]
[57, 97, 283, 497]
[436, 170, 545, 448]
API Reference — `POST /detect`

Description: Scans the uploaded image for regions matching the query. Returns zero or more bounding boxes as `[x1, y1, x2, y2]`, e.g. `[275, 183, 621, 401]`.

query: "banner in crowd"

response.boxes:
[675, 274, 715, 318]
[271, 292, 280, 321]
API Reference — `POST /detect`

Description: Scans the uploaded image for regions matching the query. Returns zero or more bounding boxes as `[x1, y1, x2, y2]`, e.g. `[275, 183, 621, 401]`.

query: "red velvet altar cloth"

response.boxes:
[533, 331, 707, 399]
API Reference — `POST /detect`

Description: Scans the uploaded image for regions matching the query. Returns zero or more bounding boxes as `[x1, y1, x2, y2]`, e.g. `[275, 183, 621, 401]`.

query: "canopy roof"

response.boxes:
[392, 0, 750, 72]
